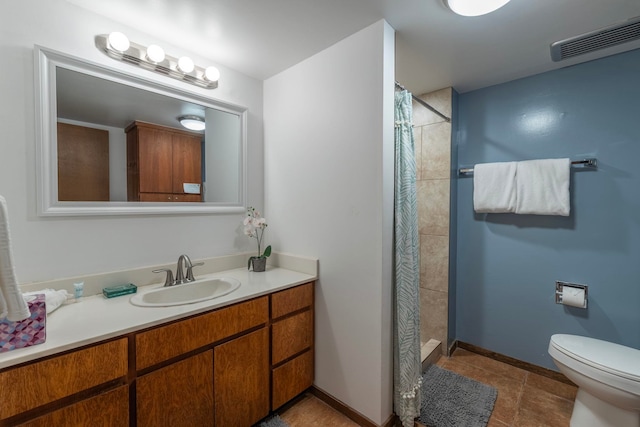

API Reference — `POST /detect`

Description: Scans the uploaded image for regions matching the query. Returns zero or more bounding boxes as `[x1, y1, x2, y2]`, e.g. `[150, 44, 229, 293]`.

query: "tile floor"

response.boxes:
[279, 393, 360, 426]
[278, 348, 577, 427]
[434, 348, 577, 427]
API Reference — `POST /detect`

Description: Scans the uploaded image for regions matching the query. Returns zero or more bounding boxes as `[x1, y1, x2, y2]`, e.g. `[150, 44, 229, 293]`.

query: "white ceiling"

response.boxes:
[68, 0, 640, 94]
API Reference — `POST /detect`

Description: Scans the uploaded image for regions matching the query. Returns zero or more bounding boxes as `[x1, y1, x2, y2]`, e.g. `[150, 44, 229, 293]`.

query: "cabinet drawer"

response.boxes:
[272, 310, 313, 365]
[136, 296, 268, 370]
[271, 282, 313, 319]
[18, 386, 129, 427]
[0, 338, 128, 420]
[272, 350, 313, 410]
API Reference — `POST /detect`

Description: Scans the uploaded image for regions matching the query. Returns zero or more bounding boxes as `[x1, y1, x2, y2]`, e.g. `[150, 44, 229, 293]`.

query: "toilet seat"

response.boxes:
[549, 334, 640, 396]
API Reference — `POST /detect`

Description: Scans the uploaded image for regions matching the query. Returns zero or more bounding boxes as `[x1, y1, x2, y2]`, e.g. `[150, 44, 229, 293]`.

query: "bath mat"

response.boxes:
[259, 415, 290, 427]
[419, 364, 497, 427]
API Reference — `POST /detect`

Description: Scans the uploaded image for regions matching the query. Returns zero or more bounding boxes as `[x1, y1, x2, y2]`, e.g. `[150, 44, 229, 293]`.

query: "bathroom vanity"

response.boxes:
[0, 266, 315, 427]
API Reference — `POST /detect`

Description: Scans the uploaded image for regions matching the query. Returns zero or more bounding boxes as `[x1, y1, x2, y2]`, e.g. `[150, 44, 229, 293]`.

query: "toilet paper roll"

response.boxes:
[562, 286, 586, 308]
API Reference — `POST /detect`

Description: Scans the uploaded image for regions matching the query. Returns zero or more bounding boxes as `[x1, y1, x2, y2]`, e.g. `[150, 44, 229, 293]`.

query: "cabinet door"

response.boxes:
[138, 127, 173, 194]
[137, 351, 214, 427]
[172, 134, 202, 196]
[214, 328, 269, 427]
[18, 386, 129, 427]
[57, 123, 110, 201]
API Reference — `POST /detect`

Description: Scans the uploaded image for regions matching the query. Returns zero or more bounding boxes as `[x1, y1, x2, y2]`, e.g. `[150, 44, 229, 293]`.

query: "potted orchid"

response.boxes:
[244, 207, 271, 272]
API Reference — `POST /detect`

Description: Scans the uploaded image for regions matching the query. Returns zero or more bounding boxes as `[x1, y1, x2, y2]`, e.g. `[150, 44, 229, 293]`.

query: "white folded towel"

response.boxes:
[24, 289, 72, 314]
[515, 158, 570, 216]
[473, 161, 517, 213]
[0, 195, 30, 321]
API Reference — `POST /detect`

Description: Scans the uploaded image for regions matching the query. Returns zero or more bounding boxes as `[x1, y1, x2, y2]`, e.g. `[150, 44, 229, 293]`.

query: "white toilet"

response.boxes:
[548, 334, 640, 427]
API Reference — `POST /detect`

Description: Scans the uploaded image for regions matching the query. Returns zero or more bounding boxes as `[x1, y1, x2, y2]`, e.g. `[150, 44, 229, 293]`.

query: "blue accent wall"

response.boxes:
[455, 48, 640, 370]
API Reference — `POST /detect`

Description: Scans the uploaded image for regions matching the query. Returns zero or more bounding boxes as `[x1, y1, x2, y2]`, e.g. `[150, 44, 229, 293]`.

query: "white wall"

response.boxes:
[0, 0, 264, 282]
[264, 20, 395, 425]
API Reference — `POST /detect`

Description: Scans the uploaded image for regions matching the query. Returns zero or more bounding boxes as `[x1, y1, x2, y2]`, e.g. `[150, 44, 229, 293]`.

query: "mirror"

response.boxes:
[35, 46, 247, 216]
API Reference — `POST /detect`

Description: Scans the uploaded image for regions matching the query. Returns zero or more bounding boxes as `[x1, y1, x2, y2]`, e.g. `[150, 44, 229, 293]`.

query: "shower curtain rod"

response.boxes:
[395, 81, 451, 123]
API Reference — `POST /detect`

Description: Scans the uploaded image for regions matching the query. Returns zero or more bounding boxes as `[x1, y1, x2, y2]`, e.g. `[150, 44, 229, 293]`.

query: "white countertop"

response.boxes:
[0, 266, 316, 370]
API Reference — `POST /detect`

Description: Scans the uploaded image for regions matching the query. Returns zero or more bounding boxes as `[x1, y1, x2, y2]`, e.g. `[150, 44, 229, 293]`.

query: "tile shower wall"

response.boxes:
[414, 88, 453, 353]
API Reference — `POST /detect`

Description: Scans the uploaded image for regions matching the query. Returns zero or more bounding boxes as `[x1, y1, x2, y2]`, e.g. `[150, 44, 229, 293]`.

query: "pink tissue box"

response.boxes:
[0, 294, 47, 353]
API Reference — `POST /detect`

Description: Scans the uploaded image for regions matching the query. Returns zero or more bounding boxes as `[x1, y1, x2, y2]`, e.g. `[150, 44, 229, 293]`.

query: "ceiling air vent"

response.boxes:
[551, 16, 640, 61]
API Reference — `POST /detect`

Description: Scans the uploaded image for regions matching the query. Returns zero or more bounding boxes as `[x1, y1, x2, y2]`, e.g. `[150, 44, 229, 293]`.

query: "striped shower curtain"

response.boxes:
[393, 90, 422, 427]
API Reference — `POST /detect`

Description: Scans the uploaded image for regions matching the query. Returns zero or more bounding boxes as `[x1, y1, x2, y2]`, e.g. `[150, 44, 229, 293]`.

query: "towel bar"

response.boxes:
[458, 158, 597, 176]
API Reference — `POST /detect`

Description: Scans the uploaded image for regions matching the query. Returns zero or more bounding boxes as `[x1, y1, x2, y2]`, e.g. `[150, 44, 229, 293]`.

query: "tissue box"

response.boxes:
[0, 294, 47, 353]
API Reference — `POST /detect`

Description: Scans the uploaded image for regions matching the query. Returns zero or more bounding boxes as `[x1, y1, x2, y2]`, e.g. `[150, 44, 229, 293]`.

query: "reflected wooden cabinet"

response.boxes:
[126, 121, 203, 202]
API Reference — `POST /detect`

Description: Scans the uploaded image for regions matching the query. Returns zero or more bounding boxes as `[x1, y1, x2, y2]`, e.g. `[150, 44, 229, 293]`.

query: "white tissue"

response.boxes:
[23, 289, 71, 314]
[561, 286, 586, 308]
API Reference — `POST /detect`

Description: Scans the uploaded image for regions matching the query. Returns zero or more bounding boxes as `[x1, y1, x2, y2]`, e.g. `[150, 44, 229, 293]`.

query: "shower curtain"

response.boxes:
[393, 90, 422, 427]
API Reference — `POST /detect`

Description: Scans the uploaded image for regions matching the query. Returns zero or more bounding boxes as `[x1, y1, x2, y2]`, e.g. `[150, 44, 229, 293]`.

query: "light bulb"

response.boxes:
[445, 0, 511, 16]
[204, 66, 220, 82]
[146, 45, 165, 63]
[178, 56, 195, 73]
[107, 32, 130, 52]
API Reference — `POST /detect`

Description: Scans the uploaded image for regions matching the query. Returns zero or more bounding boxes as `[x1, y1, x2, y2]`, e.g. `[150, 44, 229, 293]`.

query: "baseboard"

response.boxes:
[447, 339, 458, 357]
[309, 386, 399, 427]
[456, 341, 576, 386]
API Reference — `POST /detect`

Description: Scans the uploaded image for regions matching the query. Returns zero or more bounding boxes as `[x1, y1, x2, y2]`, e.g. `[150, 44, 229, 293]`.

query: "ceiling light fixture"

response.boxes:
[96, 32, 220, 89]
[178, 115, 206, 131]
[444, 0, 511, 16]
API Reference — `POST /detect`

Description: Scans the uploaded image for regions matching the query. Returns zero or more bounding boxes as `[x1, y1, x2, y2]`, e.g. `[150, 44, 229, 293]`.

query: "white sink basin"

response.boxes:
[130, 277, 241, 307]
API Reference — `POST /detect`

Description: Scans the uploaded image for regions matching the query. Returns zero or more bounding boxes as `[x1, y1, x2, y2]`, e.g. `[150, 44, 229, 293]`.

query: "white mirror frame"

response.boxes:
[35, 46, 247, 216]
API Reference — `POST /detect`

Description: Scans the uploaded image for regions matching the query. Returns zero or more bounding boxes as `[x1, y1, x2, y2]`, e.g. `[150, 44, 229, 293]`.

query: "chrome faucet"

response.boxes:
[153, 254, 203, 287]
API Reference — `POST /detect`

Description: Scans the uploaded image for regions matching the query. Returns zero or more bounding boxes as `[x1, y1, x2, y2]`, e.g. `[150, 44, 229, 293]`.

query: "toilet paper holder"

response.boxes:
[555, 281, 588, 308]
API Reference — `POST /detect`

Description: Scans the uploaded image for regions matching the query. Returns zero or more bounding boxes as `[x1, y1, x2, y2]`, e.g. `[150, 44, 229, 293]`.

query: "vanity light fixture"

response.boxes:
[444, 0, 511, 16]
[107, 32, 130, 52]
[146, 44, 165, 63]
[178, 115, 206, 131]
[96, 32, 220, 89]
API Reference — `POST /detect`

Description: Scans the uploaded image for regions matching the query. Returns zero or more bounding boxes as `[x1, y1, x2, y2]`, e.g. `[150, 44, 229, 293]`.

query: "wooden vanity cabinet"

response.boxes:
[270, 282, 315, 409]
[0, 282, 315, 427]
[126, 121, 203, 202]
[135, 296, 270, 427]
[0, 338, 128, 427]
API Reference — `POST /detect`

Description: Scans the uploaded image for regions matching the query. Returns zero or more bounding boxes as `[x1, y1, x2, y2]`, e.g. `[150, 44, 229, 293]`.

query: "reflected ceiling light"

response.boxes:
[444, 0, 511, 16]
[146, 44, 165, 63]
[178, 115, 206, 131]
[96, 33, 219, 89]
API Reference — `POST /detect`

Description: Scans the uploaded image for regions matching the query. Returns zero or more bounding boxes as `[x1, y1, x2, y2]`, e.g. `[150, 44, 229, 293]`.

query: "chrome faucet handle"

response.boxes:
[186, 262, 204, 282]
[175, 254, 193, 285]
[152, 268, 175, 287]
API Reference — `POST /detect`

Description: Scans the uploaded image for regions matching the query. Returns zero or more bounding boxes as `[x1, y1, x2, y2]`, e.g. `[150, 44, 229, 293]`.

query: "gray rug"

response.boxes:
[259, 415, 289, 427]
[419, 364, 497, 427]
